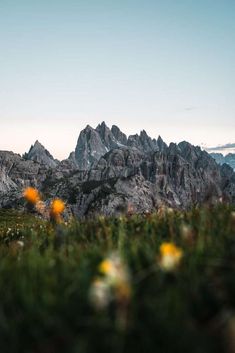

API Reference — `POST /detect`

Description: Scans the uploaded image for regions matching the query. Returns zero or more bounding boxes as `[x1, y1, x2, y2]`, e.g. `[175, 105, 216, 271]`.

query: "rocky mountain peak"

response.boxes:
[25, 140, 58, 168]
[111, 125, 127, 145]
[75, 125, 108, 170]
[139, 130, 158, 152]
[96, 121, 107, 131]
[1, 122, 235, 215]
[73, 123, 170, 170]
[96, 121, 118, 150]
[127, 130, 158, 153]
[211, 152, 235, 171]
[157, 135, 168, 152]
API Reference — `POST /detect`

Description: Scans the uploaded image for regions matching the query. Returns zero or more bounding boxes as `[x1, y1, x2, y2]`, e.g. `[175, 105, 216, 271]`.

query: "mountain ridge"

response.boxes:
[0, 122, 235, 216]
[210, 152, 235, 171]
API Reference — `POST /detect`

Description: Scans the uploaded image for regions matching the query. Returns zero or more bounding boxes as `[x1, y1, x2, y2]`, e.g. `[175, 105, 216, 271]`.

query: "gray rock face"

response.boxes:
[0, 151, 48, 207]
[211, 152, 235, 170]
[127, 130, 159, 153]
[74, 122, 129, 169]
[95, 122, 119, 150]
[75, 125, 108, 169]
[111, 125, 127, 145]
[225, 154, 235, 170]
[75, 123, 163, 170]
[157, 135, 168, 152]
[41, 140, 235, 217]
[1, 122, 235, 216]
[25, 140, 58, 168]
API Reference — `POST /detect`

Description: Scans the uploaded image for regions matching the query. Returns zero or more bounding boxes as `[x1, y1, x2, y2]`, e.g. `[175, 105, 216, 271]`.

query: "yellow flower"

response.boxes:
[94, 253, 132, 310]
[23, 187, 40, 204]
[159, 242, 183, 271]
[99, 259, 115, 275]
[50, 199, 65, 215]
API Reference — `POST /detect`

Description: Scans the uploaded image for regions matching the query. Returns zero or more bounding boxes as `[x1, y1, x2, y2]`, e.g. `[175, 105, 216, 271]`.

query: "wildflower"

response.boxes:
[90, 252, 131, 310]
[89, 278, 111, 310]
[23, 187, 40, 204]
[99, 259, 115, 276]
[16, 241, 24, 248]
[181, 224, 194, 244]
[50, 199, 65, 222]
[99, 253, 130, 285]
[159, 242, 183, 271]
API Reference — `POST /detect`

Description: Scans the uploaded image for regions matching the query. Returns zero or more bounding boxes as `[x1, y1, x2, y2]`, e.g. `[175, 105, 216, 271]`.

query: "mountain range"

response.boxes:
[210, 153, 235, 171]
[0, 122, 235, 217]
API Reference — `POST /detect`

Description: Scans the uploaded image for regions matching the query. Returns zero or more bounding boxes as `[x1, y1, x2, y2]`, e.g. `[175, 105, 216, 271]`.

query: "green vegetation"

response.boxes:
[0, 205, 235, 353]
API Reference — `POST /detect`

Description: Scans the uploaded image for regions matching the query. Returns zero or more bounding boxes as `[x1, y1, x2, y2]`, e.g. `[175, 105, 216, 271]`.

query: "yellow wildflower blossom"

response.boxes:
[23, 187, 40, 204]
[91, 253, 132, 311]
[50, 199, 65, 215]
[49, 198, 65, 223]
[159, 242, 183, 271]
[99, 259, 115, 275]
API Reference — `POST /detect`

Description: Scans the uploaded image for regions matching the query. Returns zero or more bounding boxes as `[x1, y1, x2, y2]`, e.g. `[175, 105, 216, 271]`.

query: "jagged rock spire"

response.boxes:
[25, 140, 58, 168]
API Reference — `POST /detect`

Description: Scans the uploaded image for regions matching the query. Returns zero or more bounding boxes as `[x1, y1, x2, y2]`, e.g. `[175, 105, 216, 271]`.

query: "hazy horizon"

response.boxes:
[1, 0, 234, 159]
[1, 120, 234, 160]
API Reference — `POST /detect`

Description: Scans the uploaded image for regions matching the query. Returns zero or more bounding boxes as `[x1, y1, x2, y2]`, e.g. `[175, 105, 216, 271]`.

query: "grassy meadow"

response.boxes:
[0, 205, 235, 353]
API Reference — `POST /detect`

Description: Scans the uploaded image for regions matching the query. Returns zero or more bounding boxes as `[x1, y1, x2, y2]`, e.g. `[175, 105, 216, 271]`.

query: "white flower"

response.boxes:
[89, 278, 111, 310]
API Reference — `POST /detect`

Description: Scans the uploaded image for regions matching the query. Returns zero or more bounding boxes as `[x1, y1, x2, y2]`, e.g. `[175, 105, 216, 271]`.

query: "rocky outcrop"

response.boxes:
[74, 125, 108, 169]
[74, 122, 129, 169]
[24, 140, 58, 168]
[211, 152, 235, 170]
[0, 122, 235, 216]
[111, 125, 128, 145]
[41, 139, 235, 217]
[0, 151, 48, 207]
[96, 122, 119, 150]
[74, 122, 165, 170]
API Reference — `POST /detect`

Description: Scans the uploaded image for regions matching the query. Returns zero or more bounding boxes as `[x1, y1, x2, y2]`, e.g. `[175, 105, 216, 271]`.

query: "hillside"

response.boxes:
[0, 205, 235, 353]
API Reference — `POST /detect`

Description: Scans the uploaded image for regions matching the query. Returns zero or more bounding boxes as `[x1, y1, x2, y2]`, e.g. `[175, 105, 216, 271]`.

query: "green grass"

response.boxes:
[0, 205, 235, 353]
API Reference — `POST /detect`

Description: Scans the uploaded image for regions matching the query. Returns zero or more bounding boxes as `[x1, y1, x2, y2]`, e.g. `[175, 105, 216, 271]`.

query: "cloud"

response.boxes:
[184, 106, 198, 111]
[206, 143, 235, 151]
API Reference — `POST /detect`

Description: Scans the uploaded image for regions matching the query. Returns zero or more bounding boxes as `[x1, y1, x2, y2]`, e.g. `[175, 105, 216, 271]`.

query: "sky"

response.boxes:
[0, 0, 235, 160]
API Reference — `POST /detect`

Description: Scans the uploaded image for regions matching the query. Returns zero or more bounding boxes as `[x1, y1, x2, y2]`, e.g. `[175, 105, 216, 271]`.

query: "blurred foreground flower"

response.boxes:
[90, 252, 131, 311]
[99, 253, 130, 288]
[50, 199, 65, 223]
[181, 224, 195, 244]
[89, 278, 111, 310]
[23, 187, 40, 204]
[159, 242, 183, 271]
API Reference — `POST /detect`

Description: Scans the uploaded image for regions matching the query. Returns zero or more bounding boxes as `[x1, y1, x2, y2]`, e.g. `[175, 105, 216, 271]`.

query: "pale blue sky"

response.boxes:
[0, 0, 234, 159]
